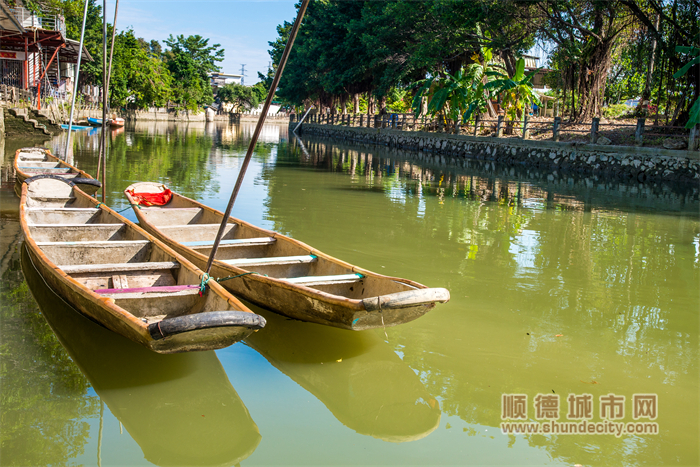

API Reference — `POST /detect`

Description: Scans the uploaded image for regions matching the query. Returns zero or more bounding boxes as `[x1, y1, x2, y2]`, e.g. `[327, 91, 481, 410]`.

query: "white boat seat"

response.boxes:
[281, 273, 364, 286]
[19, 167, 72, 172]
[184, 237, 276, 247]
[36, 240, 149, 246]
[221, 254, 317, 267]
[61, 261, 180, 274]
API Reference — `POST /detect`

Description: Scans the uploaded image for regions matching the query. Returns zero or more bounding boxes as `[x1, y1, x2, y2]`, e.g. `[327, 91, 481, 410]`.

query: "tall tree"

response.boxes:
[163, 34, 224, 110]
[537, 0, 635, 121]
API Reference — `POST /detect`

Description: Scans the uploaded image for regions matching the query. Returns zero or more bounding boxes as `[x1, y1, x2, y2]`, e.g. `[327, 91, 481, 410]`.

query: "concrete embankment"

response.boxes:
[298, 123, 700, 184]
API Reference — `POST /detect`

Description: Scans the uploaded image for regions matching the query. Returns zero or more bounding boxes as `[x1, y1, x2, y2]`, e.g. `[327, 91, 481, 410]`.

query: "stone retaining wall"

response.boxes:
[123, 108, 206, 122]
[298, 123, 700, 183]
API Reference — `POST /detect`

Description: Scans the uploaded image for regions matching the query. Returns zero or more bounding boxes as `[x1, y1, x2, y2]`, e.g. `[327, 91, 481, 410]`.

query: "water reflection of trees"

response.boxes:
[0, 221, 98, 466]
[263, 137, 699, 466]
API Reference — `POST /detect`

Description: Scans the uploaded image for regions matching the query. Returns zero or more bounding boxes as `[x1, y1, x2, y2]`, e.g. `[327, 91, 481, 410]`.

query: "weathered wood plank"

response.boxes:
[282, 273, 363, 286]
[184, 237, 276, 247]
[221, 254, 316, 267]
[61, 261, 180, 274]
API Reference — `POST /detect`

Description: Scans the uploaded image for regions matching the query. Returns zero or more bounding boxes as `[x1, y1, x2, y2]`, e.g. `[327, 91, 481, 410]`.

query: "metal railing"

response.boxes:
[9, 7, 66, 37]
[295, 113, 699, 151]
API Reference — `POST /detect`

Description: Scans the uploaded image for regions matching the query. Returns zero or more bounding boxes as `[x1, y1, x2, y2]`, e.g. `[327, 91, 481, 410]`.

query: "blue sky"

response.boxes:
[105, 1, 298, 84]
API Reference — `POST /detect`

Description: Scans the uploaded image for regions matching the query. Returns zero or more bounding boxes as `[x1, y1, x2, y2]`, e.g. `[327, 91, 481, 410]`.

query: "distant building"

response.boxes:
[0, 2, 92, 98]
[210, 72, 243, 92]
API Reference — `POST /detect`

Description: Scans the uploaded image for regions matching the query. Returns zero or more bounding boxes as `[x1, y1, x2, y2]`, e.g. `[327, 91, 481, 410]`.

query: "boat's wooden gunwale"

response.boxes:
[21, 184, 259, 351]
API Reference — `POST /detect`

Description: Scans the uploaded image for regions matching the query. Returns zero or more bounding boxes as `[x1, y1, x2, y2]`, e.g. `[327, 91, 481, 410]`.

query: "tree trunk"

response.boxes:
[353, 93, 359, 113]
[638, 14, 660, 116]
[378, 95, 387, 114]
[341, 100, 347, 115]
[576, 39, 614, 122]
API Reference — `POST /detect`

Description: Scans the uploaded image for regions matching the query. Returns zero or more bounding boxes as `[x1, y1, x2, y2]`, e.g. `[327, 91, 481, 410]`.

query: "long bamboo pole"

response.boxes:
[205, 0, 309, 274]
[99, 0, 108, 202]
[63, 0, 89, 159]
[106, 0, 119, 105]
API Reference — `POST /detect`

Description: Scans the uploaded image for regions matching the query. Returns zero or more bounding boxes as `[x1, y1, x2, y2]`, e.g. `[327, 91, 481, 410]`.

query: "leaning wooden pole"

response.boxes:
[106, 0, 119, 104]
[63, 0, 89, 159]
[99, 0, 108, 202]
[205, 0, 309, 274]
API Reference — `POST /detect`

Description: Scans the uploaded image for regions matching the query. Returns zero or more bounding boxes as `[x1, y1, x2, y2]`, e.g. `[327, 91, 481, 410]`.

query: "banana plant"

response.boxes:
[411, 46, 496, 126]
[485, 58, 541, 124]
[673, 46, 699, 129]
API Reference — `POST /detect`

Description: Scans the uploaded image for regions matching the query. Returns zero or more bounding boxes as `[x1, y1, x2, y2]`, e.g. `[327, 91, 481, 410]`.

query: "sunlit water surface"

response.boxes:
[1, 121, 698, 466]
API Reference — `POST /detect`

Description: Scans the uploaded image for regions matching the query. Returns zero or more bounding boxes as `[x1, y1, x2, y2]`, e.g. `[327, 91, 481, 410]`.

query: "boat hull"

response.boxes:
[125, 185, 449, 331]
[20, 178, 265, 353]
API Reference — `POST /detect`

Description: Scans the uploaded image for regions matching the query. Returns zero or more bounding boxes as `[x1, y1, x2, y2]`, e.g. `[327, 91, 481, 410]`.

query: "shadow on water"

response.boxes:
[20, 244, 261, 466]
[245, 305, 441, 443]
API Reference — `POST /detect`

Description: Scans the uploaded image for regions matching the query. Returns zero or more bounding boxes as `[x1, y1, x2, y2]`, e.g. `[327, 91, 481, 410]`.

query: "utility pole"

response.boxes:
[240, 64, 247, 86]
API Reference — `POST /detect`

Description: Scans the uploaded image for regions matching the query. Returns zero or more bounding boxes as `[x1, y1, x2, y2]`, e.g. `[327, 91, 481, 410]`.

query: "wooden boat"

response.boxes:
[110, 117, 125, 127]
[14, 147, 101, 197]
[87, 117, 106, 126]
[60, 124, 92, 130]
[20, 175, 266, 353]
[124, 182, 450, 330]
[21, 247, 262, 465]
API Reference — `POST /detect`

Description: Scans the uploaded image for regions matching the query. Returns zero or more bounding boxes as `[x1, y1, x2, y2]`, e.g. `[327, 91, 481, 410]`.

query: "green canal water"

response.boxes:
[1, 122, 698, 466]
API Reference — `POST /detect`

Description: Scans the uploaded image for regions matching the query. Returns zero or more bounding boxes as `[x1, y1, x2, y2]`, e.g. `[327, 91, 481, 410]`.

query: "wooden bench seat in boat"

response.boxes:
[30, 224, 126, 242]
[281, 273, 364, 286]
[139, 207, 205, 225]
[19, 167, 72, 172]
[61, 261, 180, 274]
[19, 162, 64, 168]
[221, 255, 317, 267]
[27, 208, 104, 224]
[36, 239, 152, 265]
[183, 237, 276, 248]
[158, 224, 236, 242]
[96, 284, 200, 298]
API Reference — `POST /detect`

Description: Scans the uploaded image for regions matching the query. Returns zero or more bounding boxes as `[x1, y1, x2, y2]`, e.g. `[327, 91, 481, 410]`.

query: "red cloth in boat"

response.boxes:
[128, 188, 173, 206]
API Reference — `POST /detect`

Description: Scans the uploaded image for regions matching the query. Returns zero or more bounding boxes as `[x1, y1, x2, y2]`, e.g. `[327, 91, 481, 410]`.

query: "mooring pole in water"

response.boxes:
[293, 105, 314, 134]
[63, 0, 89, 159]
[205, 0, 310, 274]
[99, 0, 108, 202]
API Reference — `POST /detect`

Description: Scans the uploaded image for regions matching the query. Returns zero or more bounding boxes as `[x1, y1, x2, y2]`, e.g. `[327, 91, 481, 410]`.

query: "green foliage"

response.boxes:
[673, 46, 700, 129]
[486, 58, 541, 122]
[272, 0, 536, 108]
[217, 83, 260, 112]
[163, 35, 224, 110]
[602, 103, 633, 119]
[109, 30, 172, 109]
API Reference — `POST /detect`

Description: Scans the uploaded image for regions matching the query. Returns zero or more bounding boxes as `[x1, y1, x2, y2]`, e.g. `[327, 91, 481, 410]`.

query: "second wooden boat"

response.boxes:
[125, 182, 450, 331]
[21, 175, 266, 353]
[14, 147, 101, 196]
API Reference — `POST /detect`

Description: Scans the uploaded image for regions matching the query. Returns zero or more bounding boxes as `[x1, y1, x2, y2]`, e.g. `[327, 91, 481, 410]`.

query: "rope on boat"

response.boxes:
[115, 203, 140, 213]
[198, 271, 268, 296]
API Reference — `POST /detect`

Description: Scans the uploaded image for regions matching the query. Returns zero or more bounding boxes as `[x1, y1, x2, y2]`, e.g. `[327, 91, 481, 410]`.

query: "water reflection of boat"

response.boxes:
[21, 243, 262, 466]
[246, 306, 441, 442]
